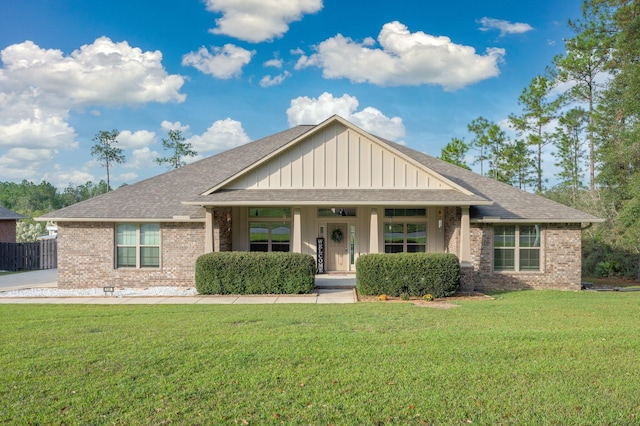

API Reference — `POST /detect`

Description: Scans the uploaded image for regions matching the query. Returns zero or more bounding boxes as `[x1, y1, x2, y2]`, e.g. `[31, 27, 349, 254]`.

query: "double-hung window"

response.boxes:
[248, 208, 291, 252]
[494, 225, 541, 272]
[116, 223, 160, 268]
[383, 208, 427, 253]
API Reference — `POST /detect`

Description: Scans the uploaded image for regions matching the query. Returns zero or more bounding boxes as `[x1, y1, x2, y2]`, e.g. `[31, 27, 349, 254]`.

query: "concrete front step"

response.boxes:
[315, 274, 356, 289]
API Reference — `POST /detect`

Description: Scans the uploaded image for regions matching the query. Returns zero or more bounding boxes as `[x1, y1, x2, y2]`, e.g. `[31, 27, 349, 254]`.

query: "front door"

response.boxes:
[327, 223, 349, 272]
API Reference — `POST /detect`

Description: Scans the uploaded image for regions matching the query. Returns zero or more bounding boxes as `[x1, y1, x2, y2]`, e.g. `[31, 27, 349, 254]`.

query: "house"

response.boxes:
[38, 115, 602, 291]
[0, 206, 24, 243]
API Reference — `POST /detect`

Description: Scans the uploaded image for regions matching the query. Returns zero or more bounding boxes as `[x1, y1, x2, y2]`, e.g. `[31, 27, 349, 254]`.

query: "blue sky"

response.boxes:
[0, 0, 582, 189]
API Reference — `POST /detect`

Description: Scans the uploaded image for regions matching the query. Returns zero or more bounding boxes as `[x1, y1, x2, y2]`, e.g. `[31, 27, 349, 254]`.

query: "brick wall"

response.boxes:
[0, 220, 17, 243]
[444, 208, 582, 291]
[57, 221, 205, 288]
[213, 207, 232, 251]
[465, 223, 582, 291]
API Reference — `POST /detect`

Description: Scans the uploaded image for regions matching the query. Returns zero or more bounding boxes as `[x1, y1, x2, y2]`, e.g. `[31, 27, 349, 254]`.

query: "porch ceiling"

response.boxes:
[183, 189, 492, 206]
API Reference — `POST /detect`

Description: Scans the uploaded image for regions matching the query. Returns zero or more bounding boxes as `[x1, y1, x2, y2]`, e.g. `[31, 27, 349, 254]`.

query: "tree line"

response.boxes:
[439, 0, 640, 279]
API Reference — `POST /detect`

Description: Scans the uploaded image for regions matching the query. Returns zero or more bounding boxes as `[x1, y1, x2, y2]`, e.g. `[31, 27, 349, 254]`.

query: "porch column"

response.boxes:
[460, 206, 471, 264]
[369, 208, 379, 253]
[205, 207, 213, 253]
[292, 207, 302, 253]
[213, 209, 221, 252]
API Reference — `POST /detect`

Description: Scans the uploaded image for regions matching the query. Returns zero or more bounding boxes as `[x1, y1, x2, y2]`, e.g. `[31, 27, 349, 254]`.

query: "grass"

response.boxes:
[1, 291, 639, 424]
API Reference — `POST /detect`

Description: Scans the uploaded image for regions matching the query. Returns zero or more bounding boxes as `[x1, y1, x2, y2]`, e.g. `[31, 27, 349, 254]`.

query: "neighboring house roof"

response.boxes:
[0, 206, 24, 220]
[38, 115, 602, 224]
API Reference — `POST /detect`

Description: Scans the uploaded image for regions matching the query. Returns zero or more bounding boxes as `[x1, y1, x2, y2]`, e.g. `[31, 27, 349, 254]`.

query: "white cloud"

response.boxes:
[204, 0, 323, 43]
[113, 172, 139, 183]
[160, 120, 190, 133]
[182, 44, 255, 79]
[125, 147, 160, 170]
[0, 37, 185, 183]
[117, 130, 156, 150]
[0, 107, 77, 149]
[186, 118, 251, 153]
[260, 71, 291, 87]
[286, 92, 405, 141]
[295, 21, 505, 90]
[478, 17, 534, 36]
[264, 58, 283, 68]
[0, 37, 186, 106]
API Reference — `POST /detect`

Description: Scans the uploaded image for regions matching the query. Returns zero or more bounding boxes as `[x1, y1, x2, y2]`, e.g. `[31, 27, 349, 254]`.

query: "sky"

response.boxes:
[0, 0, 584, 190]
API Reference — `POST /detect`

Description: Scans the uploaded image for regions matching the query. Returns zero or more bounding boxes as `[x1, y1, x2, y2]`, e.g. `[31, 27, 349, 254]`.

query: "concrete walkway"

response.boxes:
[0, 288, 356, 304]
[0, 270, 357, 304]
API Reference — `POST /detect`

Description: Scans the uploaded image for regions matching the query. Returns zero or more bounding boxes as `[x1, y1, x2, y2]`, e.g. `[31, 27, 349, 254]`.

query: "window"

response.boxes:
[384, 223, 426, 253]
[494, 225, 541, 272]
[384, 208, 426, 217]
[249, 208, 290, 218]
[249, 222, 290, 252]
[318, 207, 357, 217]
[116, 223, 160, 268]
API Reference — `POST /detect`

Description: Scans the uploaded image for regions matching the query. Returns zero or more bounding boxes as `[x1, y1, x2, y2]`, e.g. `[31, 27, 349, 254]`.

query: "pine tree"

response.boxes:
[439, 137, 471, 170]
[508, 75, 562, 193]
[155, 129, 197, 169]
[90, 130, 125, 191]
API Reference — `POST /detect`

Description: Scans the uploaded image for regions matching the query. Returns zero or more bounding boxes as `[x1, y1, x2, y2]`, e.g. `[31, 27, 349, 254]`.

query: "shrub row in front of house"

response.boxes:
[195, 252, 316, 295]
[356, 253, 460, 298]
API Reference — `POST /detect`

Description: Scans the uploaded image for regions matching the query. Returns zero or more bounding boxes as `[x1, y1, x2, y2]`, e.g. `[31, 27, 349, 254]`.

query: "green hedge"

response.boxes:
[356, 253, 460, 298]
[195, 252, 316, 295]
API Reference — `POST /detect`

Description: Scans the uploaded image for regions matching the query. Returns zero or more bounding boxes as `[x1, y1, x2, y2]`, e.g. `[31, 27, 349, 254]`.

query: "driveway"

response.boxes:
[0, 269, 58, 291]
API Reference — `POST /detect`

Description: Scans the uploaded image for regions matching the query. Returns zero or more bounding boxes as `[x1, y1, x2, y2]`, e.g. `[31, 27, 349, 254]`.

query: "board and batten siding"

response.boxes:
[225, 122, 455, 190]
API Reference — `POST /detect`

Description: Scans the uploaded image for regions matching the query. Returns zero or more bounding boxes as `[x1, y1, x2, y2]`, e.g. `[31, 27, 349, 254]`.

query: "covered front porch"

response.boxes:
[197, 202, 478, 273]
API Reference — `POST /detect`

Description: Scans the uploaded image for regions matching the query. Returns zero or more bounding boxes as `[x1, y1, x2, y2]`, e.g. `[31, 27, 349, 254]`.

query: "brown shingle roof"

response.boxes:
[39, 125, 314, 220]
[386, 140, 602, 222]
[39, 117, 601, 223]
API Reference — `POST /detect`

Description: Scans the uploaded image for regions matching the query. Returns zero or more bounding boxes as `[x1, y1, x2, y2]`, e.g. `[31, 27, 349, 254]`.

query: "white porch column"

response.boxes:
[369, 208, 379, 253]
[205, 208, 213, 253]
[292, 207, 302, 253]
[460, 206, 471, 264]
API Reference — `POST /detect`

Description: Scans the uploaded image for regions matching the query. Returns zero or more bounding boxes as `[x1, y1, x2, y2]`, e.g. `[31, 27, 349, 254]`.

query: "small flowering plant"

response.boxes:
[378, 294, 388, 301]
[423, 294, 434, 301]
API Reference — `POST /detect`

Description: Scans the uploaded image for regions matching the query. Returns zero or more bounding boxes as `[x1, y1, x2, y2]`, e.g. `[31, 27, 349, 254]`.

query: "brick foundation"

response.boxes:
[57, 222, 205, 288]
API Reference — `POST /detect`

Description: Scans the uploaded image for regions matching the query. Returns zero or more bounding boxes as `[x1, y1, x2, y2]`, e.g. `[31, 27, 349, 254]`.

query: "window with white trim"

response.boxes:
[494, 225, 541, 272]
[116, 223, 160, 268]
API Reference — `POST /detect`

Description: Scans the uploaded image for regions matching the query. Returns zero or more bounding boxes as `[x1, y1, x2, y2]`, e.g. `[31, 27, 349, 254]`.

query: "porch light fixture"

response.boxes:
[226, 211, 232, 223]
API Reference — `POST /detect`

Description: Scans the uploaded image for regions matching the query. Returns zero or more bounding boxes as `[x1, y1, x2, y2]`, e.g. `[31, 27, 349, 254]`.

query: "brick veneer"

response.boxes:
[57, 222, 205, 288]
[444, 207, 582, 291]
[466, 222, 581, 291]
[0, 220, 17, 243]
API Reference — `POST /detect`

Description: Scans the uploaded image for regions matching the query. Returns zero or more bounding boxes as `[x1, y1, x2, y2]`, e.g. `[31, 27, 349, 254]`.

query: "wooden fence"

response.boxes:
[0, 239, 57, 271]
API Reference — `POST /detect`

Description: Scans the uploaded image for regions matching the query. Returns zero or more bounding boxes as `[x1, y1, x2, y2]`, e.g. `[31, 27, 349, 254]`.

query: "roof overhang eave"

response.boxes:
[183, 200, 494, 207]
[35, 216, 206, 223]
[471, 218, 605, 224]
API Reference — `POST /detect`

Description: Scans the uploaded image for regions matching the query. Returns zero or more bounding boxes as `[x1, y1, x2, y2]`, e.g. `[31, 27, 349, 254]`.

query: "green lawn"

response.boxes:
[1, 291, 639, 425]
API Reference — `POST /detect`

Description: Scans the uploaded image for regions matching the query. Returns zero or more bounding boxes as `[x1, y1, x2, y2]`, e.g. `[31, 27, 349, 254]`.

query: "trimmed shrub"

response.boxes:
[356, 253, 460, 298]
[196, 252, 316, 295]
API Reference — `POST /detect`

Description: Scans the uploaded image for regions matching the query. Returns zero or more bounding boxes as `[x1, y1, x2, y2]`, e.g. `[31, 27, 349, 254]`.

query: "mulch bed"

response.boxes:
[356, 291, 493, 309]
